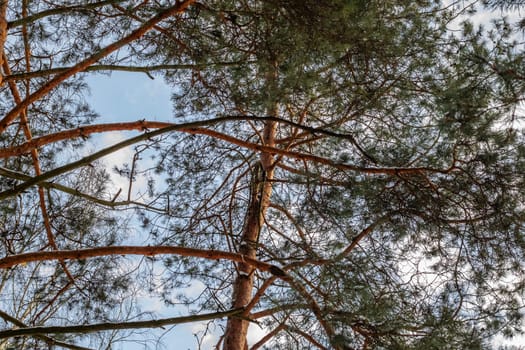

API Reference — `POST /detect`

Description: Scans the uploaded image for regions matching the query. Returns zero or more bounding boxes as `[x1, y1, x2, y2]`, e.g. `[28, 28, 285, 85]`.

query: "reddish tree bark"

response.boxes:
[0, 245, 285, 274]
[222, 115, 277, 349]
[0, 0, 7, 86]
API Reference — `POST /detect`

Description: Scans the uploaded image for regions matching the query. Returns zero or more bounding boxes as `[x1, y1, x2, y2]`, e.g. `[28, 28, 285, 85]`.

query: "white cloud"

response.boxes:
[189, 321, 221, 348]
[247, 322, 270, 347]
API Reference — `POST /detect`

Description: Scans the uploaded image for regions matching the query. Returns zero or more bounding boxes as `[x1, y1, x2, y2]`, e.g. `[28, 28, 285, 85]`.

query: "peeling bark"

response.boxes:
[223, 118, 277, 349]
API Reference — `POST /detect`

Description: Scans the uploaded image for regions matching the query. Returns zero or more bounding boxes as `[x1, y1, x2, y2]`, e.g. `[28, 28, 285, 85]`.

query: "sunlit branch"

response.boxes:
[0, 119, 458, 201]
[0, 115, 376, 159]
[0, 246, 287, 277]
[250, 320, 288, 350]
[0, 245, 336, 346]
[33, 281, 74, 325]
[244, 277, 279, 315]
[0, 0, 7, 87]
[0, 120, 172, 158]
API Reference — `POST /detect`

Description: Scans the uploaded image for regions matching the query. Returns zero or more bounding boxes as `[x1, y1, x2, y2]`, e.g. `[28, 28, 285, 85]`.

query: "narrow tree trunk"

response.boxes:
[0, 0, 8, 87]
[223, 119, 277, 350]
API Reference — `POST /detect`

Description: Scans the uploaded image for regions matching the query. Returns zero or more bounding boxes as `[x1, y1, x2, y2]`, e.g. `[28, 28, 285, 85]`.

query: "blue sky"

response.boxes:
[86, 72, 172, 122]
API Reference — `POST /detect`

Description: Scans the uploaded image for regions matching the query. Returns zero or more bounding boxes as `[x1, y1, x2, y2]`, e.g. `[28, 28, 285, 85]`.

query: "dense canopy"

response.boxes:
[0, 1, 525, 349]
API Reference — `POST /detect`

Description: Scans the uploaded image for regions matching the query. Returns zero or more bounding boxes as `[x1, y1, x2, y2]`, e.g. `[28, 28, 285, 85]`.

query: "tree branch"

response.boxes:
[0, 309, 94, 350]
[250, 321, 288, 350]
[335, 215, 391, 260]
[0, 0, 7, 87]
[0, 166, 166, 211]
[4, 62, 250, 81]
[0, 122, 454, 200]
[0, 115, 368, 159]
[0, 118, 458, 202]
[0, 120, 172, 158]
[7, 0, 126, 28]
[3, 48, 80, 290]
[250, 304, 308, 319]
[0, 308, 245, 339]
[287, 326, 329, 350]
[0, 246, 285, 277]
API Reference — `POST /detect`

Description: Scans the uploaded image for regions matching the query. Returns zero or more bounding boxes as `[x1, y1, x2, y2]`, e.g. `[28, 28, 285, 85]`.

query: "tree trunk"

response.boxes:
[223, 119, 277, 350]
[0, 0, 8, 87]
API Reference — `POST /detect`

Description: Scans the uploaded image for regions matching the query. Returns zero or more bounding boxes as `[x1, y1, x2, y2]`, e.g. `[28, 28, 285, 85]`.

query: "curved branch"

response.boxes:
[0, 117, 457, 200]
[0, 245, 285, 276]
[250, 321, 288, 350]
[287, 326, 329, 350]
[3, 49, 80, 290]
[0, 0, 7, 87]
[0, 120, 172, 158]
[334, 215, 391, 260]
[0, 115, 372, 159]
[0, 308, 244, 339]
[183, 128, 456, 176]
[4, 61, 250, 81]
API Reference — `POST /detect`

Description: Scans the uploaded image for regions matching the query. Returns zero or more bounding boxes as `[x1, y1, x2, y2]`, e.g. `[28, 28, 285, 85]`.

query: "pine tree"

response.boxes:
[0, 1, 524, 349]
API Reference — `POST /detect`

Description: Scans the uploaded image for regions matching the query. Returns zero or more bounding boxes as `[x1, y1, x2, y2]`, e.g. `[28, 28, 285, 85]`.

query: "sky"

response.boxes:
[81, 70, 192, 347]
[85, 72, 171, 201]
[85, 72, 206, 349]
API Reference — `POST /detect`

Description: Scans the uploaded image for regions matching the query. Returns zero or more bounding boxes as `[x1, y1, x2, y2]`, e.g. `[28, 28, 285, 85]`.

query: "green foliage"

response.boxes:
[1, 0, 525, 349]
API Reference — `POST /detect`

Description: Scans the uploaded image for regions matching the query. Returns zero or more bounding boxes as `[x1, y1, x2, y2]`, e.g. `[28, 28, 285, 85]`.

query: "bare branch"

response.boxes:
[0, 309, 94, 350]
[4, 61, 250, 81]
[7, 0, 126, 28]
[0, 308, 245, 339]
[0, 246, 285, 276]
